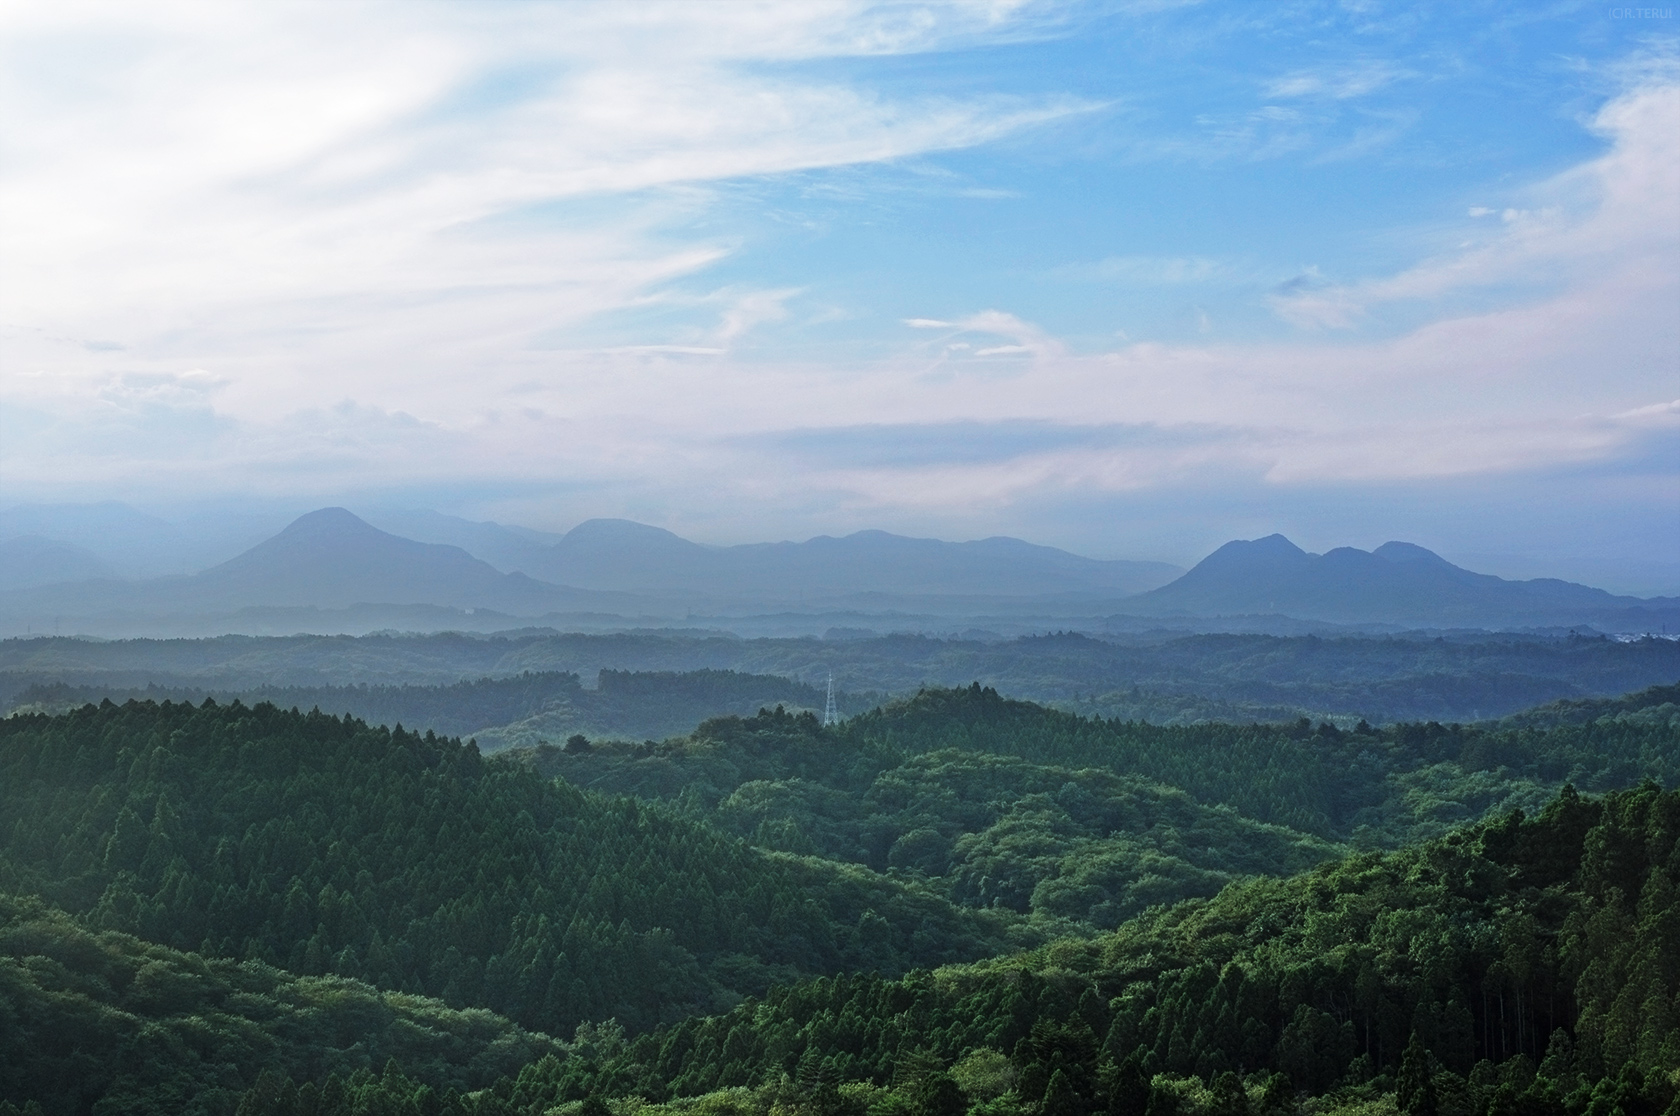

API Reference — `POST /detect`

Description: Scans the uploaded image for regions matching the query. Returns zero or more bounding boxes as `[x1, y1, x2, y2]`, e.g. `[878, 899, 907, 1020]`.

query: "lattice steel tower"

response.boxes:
[823, 672, 838, 726]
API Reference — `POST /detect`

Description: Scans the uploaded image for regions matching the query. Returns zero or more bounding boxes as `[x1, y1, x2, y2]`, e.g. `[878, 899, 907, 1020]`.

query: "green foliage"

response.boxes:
[505, 683, 1678, 928]
[2, 678, 1676, 1116]
[0, 699, 1013, 1042]
[473, 784, 1679, 1113]
[1493, 683, 1680, 730]
[511, 698, 1346, 928]
[835, 685, 1680, 842]
[0, 890, 562, 1116]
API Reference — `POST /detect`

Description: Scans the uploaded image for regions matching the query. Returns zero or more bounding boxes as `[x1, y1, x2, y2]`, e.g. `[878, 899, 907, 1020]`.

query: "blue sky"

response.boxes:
[1, 1, 1676, 591]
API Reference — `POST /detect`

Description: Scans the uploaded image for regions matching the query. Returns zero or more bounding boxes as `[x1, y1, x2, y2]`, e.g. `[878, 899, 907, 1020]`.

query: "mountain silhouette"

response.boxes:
[0, 509, 628, 620]
[188, 508, 566, 611]
[1129, 534, 1678, 628]
[2, 517, 1672, 636]
[0, 536, 116, 591]
[523, 519, 1182, 602]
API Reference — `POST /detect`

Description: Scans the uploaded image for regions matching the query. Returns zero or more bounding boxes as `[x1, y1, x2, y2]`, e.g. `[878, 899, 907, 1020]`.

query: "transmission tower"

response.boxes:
[823, 672, 838, 726]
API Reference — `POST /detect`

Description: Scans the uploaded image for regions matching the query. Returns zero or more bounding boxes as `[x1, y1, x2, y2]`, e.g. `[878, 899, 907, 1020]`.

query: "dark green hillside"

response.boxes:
[1493, 681, 1680, 730]
[430, 783, 1680, 1116]
[0, 679, 1675, 1116]
[507, 684, 1680, 930]
[0, 891, 564, 1116]
[0, 699, 1013, 1038]
[840, 686, 1355, 836]
[520, 703, 1345, 929]
[840, 684, 1680, 839]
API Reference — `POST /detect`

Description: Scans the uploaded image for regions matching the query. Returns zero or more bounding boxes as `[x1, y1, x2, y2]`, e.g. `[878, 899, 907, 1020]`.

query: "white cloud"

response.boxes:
[1265, 61, 1405, 101]
[1615, 398, 1680, 424]
[0, 0, 1083, 425]
[716, 288, 803, 343]
[0, 5, 1673, 562]
[1270, 78, 1680, 328]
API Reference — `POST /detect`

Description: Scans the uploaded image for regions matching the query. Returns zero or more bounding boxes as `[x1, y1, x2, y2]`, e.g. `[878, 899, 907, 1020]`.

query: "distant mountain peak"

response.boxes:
[1251, 533, 1304, 550]
[1372, 540, 1454, 567]
[563, 518, 693, 545]
[276, 507, 378, 537]
[1191, 534, 1311, 574]
[1131, 532, 1661, 628]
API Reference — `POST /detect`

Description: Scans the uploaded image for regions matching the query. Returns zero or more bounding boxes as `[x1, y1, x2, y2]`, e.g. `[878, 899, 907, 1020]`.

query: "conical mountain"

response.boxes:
[0, 509, 627, 620]
[192, 508, 556, 610]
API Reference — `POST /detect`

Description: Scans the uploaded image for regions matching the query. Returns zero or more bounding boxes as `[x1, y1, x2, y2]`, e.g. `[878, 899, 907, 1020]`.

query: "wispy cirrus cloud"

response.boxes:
[1265, 60, 1408, 100]
[904, 310, 1066, 362]
[0, 0, 1088, 422]
[1269, 76, 1680, 329]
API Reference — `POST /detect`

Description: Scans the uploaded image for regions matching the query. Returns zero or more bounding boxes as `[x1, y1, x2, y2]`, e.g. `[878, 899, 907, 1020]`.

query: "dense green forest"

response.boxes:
[4, 782, 1675, 1116]
[503, 682, 1680, 927]
[4, 628, 1675, 725]
[0, 890, 566, 1112]
[410, 780, 1676, 1116]
[1493, 683, 1680, 729]
[2, 669, 881, 751]
[1, 683, 1676, 1115]
[0, 699, 1016, 1041]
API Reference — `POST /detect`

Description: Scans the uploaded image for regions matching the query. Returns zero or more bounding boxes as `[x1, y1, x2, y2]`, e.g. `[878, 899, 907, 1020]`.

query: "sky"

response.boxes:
[1, 0, 1676, 592]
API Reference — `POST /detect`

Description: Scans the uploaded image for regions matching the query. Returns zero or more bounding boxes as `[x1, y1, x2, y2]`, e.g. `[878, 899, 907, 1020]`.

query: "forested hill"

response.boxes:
[0, 699, 1016, 1040]
[2, 688, 1678, 1115]
[511, 681, 1680, 923]
[6, 784, 1675, 1116]
[832, 683, 1680, 839]
[1491, 681, 1680, 730]
[471, 782, 1680, 1116]
[0, 890, 568, 1112]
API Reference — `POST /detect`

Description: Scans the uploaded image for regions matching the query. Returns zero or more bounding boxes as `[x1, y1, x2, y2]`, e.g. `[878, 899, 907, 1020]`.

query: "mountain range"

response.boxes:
[1124, 533, 1680, 630]
[510, 517, 1183, 601]
[0, 506, 1674, 637]
[0, 509, 631, 620]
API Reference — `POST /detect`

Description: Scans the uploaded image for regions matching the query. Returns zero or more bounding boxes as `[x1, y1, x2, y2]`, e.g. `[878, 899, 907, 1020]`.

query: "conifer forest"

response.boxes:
[1, 675, 1675, 1116]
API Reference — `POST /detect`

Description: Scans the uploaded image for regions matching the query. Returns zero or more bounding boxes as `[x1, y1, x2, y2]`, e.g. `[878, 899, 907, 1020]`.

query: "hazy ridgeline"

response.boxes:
[4, 628, 1677, 733]
[5, 511, 1674, 641]
[2, 668, 885, 753]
